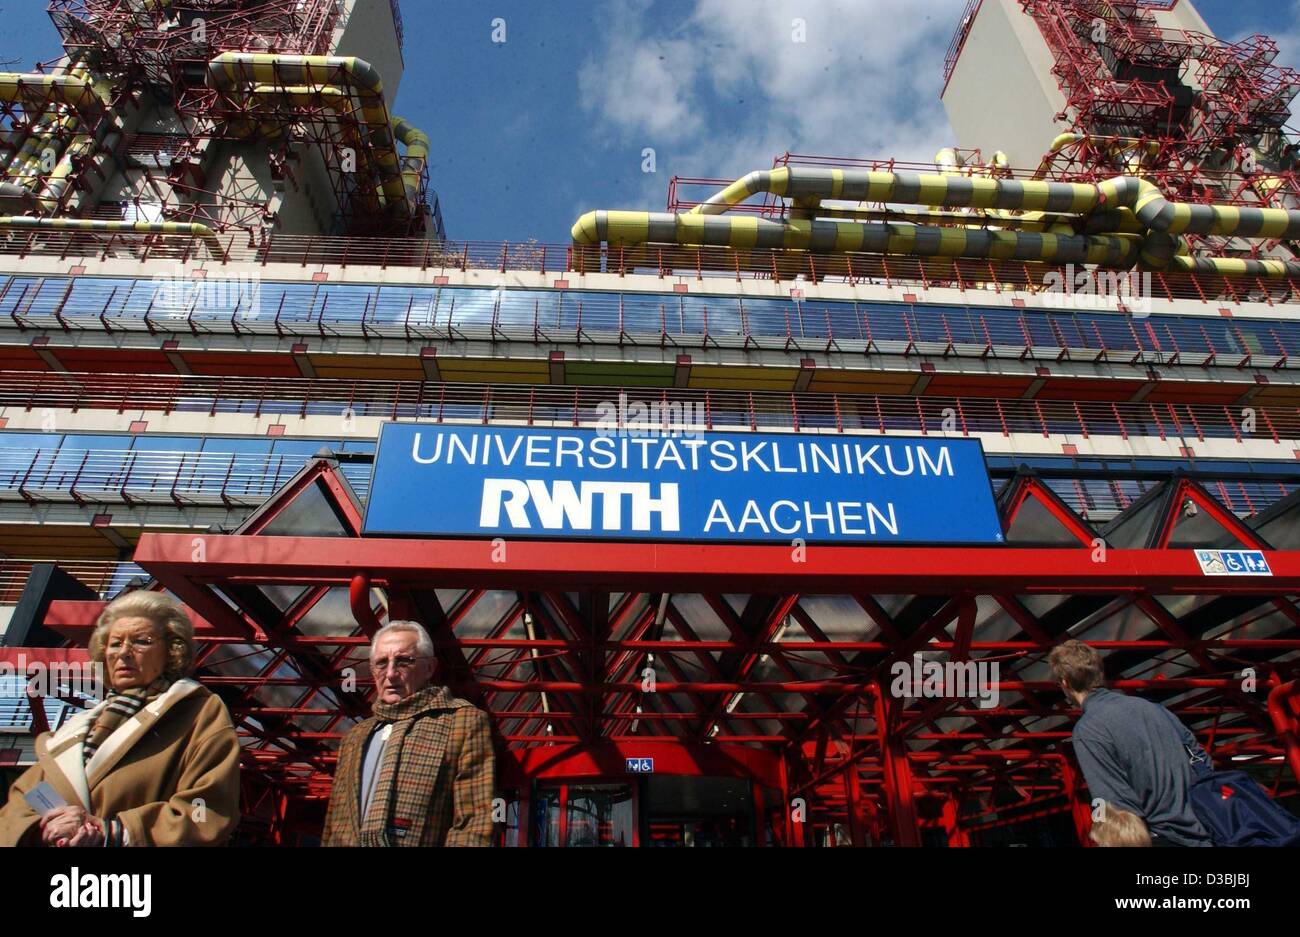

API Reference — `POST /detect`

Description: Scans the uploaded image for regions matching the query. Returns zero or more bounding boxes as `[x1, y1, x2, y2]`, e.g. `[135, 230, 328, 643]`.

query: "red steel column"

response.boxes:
[875, 684, 921, 847]
[1267, 678, 1300, 783]
[781, 753, 806, 847]
[844, 766, 866, 846]
[941, 795, 969, 847]
[1060, 759, 1093, 847]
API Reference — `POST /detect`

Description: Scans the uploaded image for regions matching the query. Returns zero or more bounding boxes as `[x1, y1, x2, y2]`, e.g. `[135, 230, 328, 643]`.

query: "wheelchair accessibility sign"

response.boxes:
[1194, 549, 1272, 576]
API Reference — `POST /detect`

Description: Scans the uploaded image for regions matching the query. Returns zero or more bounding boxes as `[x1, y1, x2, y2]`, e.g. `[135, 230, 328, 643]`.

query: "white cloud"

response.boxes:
[1257, 1, 1300, 71]
[578, 0, 966, 201]
[576, 0, 706, 143]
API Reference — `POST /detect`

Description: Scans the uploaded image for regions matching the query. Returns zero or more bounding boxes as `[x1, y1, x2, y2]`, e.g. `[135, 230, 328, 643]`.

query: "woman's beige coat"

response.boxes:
[0, 679, 241, 846]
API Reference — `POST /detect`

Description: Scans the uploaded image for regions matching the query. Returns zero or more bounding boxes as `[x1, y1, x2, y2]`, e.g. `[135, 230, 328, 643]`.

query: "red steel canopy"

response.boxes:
[31, 457, 1300, 845]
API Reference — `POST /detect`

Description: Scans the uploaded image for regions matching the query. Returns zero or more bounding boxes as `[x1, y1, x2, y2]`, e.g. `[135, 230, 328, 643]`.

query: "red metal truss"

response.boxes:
[48, 0, 341, 80]
[1014, 0, 1300, 245]
[181, 56, 425, 235]
[39, 0, 425, 236]
[21, 456, 1300, 845]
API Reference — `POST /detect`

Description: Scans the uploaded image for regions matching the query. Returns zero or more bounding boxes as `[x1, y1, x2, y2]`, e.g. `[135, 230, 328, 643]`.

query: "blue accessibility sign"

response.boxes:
[1194, 549, 1272, 577]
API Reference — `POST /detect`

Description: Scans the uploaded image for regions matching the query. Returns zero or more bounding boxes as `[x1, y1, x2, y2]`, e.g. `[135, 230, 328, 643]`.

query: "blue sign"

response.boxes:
[626, 757, 654, 774]
[1195, 549, 1272, 577]
[362, 423, 1004, 545]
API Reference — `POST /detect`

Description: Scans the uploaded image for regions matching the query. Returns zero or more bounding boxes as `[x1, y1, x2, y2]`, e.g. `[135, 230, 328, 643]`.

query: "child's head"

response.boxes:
[1089, 803, 1151, 847]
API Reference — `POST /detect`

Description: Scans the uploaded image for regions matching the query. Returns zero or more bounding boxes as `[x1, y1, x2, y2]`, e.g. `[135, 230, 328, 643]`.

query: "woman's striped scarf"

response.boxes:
[82, 677, 171, 766]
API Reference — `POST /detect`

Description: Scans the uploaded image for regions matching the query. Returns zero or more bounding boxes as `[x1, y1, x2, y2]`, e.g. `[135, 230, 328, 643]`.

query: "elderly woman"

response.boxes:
[0, 590, 241, 846]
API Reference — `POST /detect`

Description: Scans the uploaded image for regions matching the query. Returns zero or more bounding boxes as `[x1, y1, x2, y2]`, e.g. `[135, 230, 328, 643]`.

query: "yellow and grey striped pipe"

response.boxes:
[571, 210, 1138, 266]
[1168, 254, 1300, 279]
[0, 72, 102, 115]
[1109, 176, 1300, 241]
[0, 216, 225, 259]
[688, 167, 1300, 243]
[207, 53, 411, 213]
[38, 129, 117, 213]
[392, 116, 428, 212]
[689, 167, 1104, 217]
[4, 114, 67, 188]
[0, 182, 37, 208]
[575, 167, 1300, 276]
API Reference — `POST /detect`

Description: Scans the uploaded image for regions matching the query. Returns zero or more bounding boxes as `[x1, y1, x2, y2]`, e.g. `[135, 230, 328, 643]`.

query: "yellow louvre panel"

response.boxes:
[307, 354, 425, 379]
[686, 365, 798, 391]
[688, 365, 799, 381]
[0, 527, 133, 560]
[687, 376, 798, 391]
[438, 358, 550, 375]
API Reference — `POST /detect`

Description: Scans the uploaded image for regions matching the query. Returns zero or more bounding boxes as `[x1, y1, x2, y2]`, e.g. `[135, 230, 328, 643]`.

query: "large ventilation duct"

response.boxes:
[573, 166, 1300, 278]
[571, 210, 1138, 267]
[392, 116, 428, 213]
[207, 54, 425, 217]
[0, 72, 102, 116]
[0, 216, 225, 259]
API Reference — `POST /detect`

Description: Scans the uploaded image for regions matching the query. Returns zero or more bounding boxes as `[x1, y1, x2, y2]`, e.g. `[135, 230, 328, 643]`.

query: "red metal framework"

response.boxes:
[181, 56, 426, 236]
[1018, 0, 1300, 255]
[47, 1, 342, 82]
[37, 0, 429, 237]
[22, 456, 1300, 845]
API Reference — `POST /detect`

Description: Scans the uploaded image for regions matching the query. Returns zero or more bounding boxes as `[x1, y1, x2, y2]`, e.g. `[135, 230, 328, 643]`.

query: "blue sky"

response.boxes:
[1, 0, 1296, 243]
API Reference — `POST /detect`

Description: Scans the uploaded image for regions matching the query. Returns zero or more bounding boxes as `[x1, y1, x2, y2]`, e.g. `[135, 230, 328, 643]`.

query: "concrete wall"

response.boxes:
[205, 138, 338, 235]
[941, 0, 1066, 173]
[1156, 0, 1213, 35]
[941, 0, 1217, 174]
[331, 0, 405, 107]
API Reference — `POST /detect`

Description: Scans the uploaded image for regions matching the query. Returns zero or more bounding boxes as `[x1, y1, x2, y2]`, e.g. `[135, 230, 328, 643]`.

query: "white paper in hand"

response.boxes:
[23, 781, 66, 814]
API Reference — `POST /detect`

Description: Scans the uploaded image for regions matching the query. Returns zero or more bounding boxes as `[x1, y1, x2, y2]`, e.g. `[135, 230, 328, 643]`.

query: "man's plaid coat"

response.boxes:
[322, 684, 495, 846]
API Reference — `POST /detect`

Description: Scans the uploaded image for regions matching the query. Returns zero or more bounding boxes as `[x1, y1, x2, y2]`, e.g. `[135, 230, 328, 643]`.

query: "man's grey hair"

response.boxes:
[370, 620, 435, 660]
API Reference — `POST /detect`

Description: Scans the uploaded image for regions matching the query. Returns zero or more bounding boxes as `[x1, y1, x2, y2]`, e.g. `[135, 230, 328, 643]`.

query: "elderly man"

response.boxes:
[322, 620, 495, 846]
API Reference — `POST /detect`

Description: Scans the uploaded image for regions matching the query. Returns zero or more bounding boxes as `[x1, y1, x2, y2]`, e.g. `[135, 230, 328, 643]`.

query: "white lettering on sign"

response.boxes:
[703, 499, 898, 537]
[480, 480, 681, 532]
[411, 431, 955, 477]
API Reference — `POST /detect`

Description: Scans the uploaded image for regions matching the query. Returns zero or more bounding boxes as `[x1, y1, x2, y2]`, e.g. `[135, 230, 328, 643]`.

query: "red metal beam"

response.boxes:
[131, 533, 1300, 594]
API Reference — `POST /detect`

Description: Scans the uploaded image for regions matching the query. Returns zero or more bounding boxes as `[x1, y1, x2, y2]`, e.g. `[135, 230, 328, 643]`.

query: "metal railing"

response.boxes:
[0, 448, 373, 508]
[2, 372, 1299, 444]
[942, 0, 984, 89]
[0, 229, 1294, 306]
[2, 275, 1295, 368]
[0, 560, 143, 605]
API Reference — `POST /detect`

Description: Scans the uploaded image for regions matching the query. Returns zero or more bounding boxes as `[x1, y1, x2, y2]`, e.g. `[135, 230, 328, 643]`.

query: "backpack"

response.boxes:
[1184, 746, 1300, 847]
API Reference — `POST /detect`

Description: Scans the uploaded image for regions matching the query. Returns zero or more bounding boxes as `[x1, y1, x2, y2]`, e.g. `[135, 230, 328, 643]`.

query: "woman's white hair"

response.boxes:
[89, 589, 196, 682]
[370, 620, 434, 659]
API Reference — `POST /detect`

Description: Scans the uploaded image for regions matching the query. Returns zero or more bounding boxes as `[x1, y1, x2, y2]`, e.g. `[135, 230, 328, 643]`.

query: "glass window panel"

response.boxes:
[565, 784, 635, 847]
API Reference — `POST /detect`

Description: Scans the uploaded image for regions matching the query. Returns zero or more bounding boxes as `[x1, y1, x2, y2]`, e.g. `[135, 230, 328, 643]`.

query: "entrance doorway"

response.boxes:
[643, 776, 754, 846]
[527, 776, 762, 846]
